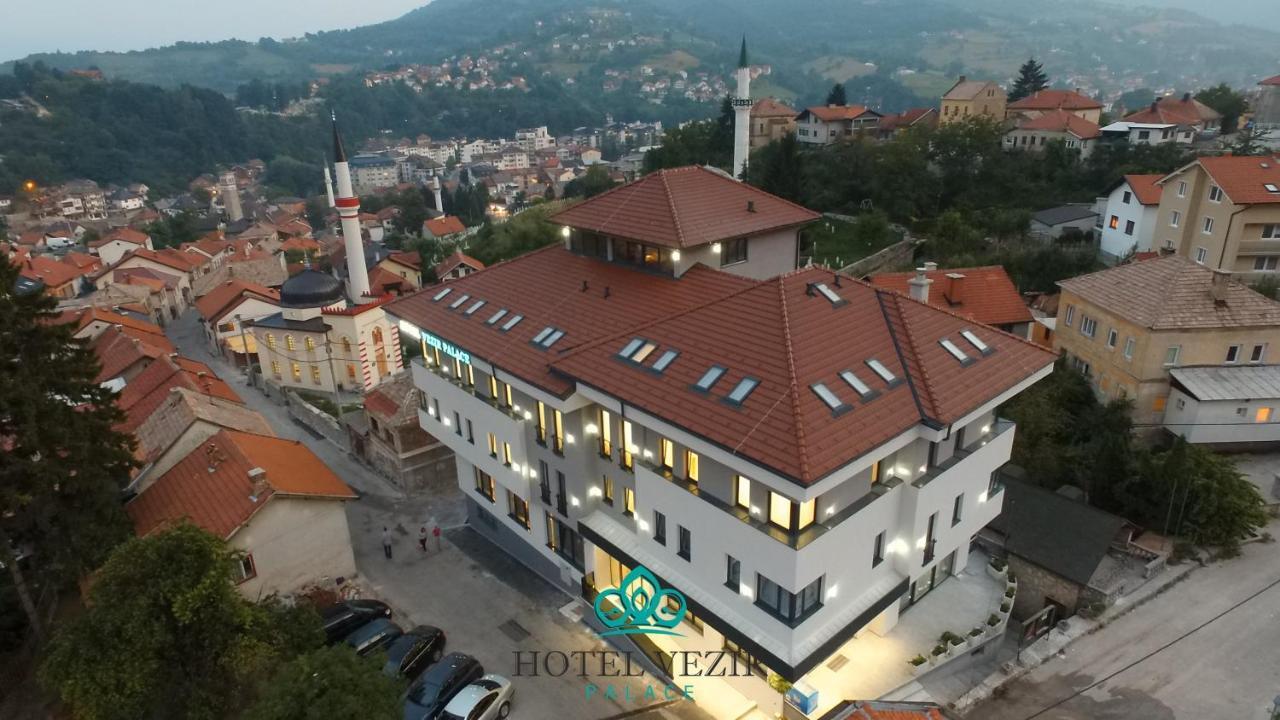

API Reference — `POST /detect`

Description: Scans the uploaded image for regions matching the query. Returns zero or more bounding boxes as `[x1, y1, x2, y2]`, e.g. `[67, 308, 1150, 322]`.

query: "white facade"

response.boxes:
[1164, 387, 1280, 444]
[95, 238, 149, 267]
[1098, 180, 1160, 262]
[1100, 122, 1195, 146]
[231, 497, 357, 599]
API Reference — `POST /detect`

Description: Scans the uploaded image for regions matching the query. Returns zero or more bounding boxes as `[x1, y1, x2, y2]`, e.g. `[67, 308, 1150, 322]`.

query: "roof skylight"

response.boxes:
[694, 366, 726, 392]
[652, 349, 679, 373]
[866, 359, 898, 385]
[432, 287, 452, 302]
[961, 329, 991, 355]
[532, 327, 554, 344]
[726, 377, 760, 405]
[939, 338, 971, 364]
[618, 338, 644, 359]
[540, 329, 565, 348]
[631, 341, 657, 363]
[486, 309, 508, 325]
[813, 282, 846, 307]
[464, 299, 486, 316]
[1266, 183, 1279, 193]
[448, 293, 471, 309]
[500, 314, 523, 331]
[839, 370, 873, 398]
[811, 383, 850, 413]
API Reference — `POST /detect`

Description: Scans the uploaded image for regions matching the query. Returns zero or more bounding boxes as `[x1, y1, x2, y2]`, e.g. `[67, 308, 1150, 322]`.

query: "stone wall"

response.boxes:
[284, 390, 346, 447]
[366, 436, 457, 495]
[839, 235, 923, 278]
[1007, 555, 1083, 619]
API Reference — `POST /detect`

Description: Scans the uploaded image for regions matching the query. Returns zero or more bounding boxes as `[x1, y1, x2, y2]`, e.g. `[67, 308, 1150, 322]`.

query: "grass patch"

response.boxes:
[802, 55, 877, 83]
[806, 214, 902, 269]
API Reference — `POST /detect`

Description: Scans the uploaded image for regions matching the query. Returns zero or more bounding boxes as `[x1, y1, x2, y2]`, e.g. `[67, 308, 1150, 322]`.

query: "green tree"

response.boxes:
[825, 83, 847, 106]
[1228, 124, 1275, 156]
[0, 255, 135, 641]
[564, 164, 619, 199]
[1195, 83, 1248, 134]
[146, 211, 200, 249]
[305, 197, 329, 232]
[244, 646, 403, 720]
[1008, 58, 1049, 102]
[1116, 87, 1155, 114]
[40, 523, 323, 720]
[1129, 440, 1267, 549]
[746, 133, 806, 204]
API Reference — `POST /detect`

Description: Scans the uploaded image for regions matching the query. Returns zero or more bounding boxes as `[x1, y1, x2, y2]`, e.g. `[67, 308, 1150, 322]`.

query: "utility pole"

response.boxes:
[236, 314, 255, 381]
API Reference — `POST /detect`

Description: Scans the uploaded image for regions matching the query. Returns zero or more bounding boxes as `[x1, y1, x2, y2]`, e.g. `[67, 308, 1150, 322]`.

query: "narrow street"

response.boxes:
[968, 518, 1280, 720]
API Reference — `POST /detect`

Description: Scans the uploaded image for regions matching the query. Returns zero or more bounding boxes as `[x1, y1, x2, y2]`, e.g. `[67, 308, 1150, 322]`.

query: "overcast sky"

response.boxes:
[2, 0, 1277, 62]
[1, 0, 429, 61]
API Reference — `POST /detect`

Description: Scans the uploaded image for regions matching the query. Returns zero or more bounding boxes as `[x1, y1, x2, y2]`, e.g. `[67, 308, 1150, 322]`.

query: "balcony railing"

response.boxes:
[912, 418, 1015, 490]
[412, 357, 522, 423]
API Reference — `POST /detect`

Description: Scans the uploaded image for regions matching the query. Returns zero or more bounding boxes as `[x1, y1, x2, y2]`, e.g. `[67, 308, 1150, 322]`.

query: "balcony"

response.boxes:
[912, 418, 1015, 490]
[1235, 239, 1280, 256]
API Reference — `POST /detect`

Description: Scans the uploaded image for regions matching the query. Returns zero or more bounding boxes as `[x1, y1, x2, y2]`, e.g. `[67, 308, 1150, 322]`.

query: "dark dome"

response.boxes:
[280, 269, 344, 308]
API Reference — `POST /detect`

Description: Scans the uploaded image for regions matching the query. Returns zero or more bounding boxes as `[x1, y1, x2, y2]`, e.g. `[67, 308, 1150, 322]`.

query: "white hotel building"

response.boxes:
[385, 166, 1055, 714]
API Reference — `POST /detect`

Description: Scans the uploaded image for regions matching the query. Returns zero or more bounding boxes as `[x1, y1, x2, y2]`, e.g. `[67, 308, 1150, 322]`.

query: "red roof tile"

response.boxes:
[877, 108, 936, 131]
[423, 215, 467, 237]
[869, 266, 1033, 327]
[386, 251, 422, 271]
[126, 429, 354, 538]
[1123, 173, 1164, 206]
[193, 279, 280, 322]
[1015, 109, 1100, 139]
[1123, 96, 1220, 126]
[94, 227, 149, 248]
[91, 327, 166, 382]
[116, 356, 242, 433]
[1186, 155, 1280, 205]
[433, 250, 485, 278]
[1262, 74, 1280, 87]
[1007, 88, 1102, 111]
[368, 265, 409, 293]
[18, 255, 82, 290]
[62, 251, 102, 272]
[549, 166, 820, 249]
[121, 247, 198, 273]
[752, 98, 797, 118]
[801, 105, 879, 122]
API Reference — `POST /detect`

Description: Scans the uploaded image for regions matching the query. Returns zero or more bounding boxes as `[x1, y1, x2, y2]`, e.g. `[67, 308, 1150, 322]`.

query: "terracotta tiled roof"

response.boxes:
[1122, 173, 1163, 206]
[116, 356, 242, 433]
[433, 250, 485, 279]
[193, 279, 281, 322]
[18, 255, 82, 290]
[91, 327, 166, 382]
[752, 97, 797, 118]
[869, 266, 1033, 327]
[1124, 96, 1220, 126]
[1058, 254, 1280, 330]
[120, 247, 197, 273]
[363, 373, 420, 425]
[279, 236, 322, 253]
[1015, 110, 1101, 139]
[877, 108, 936, 131]
[117, 267, 180, 290]
[1262, 74, 1280, 87]
[126, 429, 354, 538]
[133, 387, 273, 463]
[368, 265, 409, 294]
[62, 251, 102, 272]
[423, 215, 467, 237]
[72, 306, 165, 339]
[1183, 155, 1280, 205]
[841, 701, 945, 720]
[549, 165, 820, 249]
[386, 251, 422, 271]
[943, 79, 998, 101]
[801, 105, 879, 122]
[1007, 88, 1102, 111]
[552, 266, 1053, 486]
[94, 227, 149, 248]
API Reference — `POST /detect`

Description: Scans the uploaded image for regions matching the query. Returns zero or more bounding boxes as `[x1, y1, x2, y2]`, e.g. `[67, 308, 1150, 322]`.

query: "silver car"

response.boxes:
[439, 674, 513, 720]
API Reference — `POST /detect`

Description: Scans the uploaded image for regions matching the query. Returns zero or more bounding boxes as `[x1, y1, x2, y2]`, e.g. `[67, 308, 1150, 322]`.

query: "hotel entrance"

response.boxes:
[904, 549, 957, 608]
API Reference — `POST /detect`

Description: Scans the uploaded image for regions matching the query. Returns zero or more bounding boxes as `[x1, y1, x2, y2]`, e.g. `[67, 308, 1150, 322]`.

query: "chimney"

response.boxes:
[247, 467, 268, 501]
[945, 272, 966, 305]
[1181, 92, 1191, 103]
[908, 268, 932, 303]
[1210, 269, 1231, 305]
[923, 261, 938, 272]
[958, 75, 966, 84]
[1150, 100, 1158, 113]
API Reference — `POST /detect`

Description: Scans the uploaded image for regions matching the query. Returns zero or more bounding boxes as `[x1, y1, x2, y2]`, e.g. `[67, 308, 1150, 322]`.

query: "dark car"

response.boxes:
[322, 599, 392, 644]
[383, 625, 447, 680]
[403, 652, 484, 720]
[344, 618, 403, 656]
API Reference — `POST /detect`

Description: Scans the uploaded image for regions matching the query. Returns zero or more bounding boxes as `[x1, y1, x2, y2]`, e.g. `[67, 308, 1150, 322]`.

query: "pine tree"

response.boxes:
[826, 83, 848, 106]
[0, 255, 136, 640]
[1009, 58, 1049, 102]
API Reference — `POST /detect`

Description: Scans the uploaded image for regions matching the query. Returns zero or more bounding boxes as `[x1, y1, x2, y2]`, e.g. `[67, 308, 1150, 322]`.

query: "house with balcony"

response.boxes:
[794, 105, 883, 146]
[384, 166, 1055, 718]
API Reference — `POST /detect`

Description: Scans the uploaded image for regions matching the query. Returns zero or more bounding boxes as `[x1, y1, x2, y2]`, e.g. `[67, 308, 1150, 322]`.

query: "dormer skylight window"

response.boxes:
[618, 338, 644, 359]
[693, 365, 726, 392]
[940, 338, 972, 365]
[532, 327, 554, 344]
[651, 349, 679, 373]
[486, 309, 508, 325]
[811, 382, 850, 414]
[866, 359, 899, 385]
[961, 329, 992, 355]
[631, 341, 657, 363]
[432, 287, 452, 302]
[500, 314, 523, 332]
[725, 377, 759, 406]
[541, 329, 565, 348]
[812, 282, 846, 307]
[449, 293, 471, 309]
[839, 370, 874, 399]
[464, 299, 486, 316]
[1267, 183, 1280, 193]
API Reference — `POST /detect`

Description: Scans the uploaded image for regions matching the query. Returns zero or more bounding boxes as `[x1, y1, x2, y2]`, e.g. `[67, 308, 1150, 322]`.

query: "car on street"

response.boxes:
[383, 625, 448, 681]
[440, 675, 513, 720]
[322, 598, 392, 644]
[344, 617, 404, 656]
[403, 652, 484, 720]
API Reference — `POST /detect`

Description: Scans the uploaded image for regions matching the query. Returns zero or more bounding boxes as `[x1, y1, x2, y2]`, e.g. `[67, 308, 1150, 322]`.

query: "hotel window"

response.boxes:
[507, 490, 530, 529]
[487, 432, 498, 458]
[1195, 247, 1208, 264]
[266, 333, 276, 349]
[552, 409, 564, 453]
[488, 375, 498, 400]
[768, 491, 791, 529]
[466, 419, 474, 444]
[602, 476, 614, 505]
[286, 335, 296, 351]
[290, 362, 301, 382]
[726, 555, 741, 589]
[1257, 407, 1273, 423]
[1209, 185, 1223, 202]
[1123, 337, 1135, 360]
[536, 401, 547, 445]
[872, 532, 885, 568]
[1227, 345, 1241, 363]
[952, 493, 964, 526]
[502, 442, 512, 466]
[503, 382, 513, 409]
[735, 475, 751, 510]
[544, 511, 557, 550]
[474, 468, 495, 502]
[685, 450, 699, 484]
[1202, 217, 1214, 235]
[1108, 215, 1119, 230]
[623, 487, 635, 517]
[1170, 210, 1181, 228]
[621, 420, 634, 470]
[677, 525, 691, 560]
[870, 459, 883, 485]
[452, 410, 462, 434]
[1264, 224, 1280, 239]
[1164, 345, 1181, 366]
[653, 510, 666, 544]
[310, 366, 322, 385]
[756, 574, 823, 626]
[659, 438, 674, 472]
[539, 461, 551, 504]
[270, 360, 281, 377]
[1252, 344, 1268, 363]
[598, 408, 613, 458]
[304, 336, 316, 351]
[721, 237, 748, 266]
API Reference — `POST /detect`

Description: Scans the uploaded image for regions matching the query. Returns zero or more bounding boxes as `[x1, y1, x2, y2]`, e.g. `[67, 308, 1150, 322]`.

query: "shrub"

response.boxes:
[942, 631, 964, 646]
[989, 557, 1007, 571]
[909, 655, 928, 666]
[932, 644, 947, 657]
[1000, 601, 1011, 613]
[969, 627, 984, 637]
[767, 673, 792, 695]
[987, 614, 1000, 626]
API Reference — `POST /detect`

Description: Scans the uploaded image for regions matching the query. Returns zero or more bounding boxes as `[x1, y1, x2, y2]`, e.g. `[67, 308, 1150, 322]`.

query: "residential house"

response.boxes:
[1005, 89, 1103, 124]
[194, 280, 282, 364]
[1030, 205, 1099, 239]
[939, 77, 1006, 125]
[1162, 365, 1280, 446]
[90, 324, 169, 384]
[433, 250, 485, 282]
[91, 227, 153, 267]
[1055, 255, 1280, 429]
[1149, 155, 1280, 275]
[869, 264, 1034, 338]
[1004, 110, 1101, 157]
[130, 387, 275, 490]
[794, 105, 883, 146]
[1097, 174, 1163, 263]
[750, 98, 798, 149]
[113, 354, 243, 435]
[62, 306, 174, 354]
[356, 372, 452, 492]
[348, 154, 399, 195]
[876, 108, 938, 140]
[126, 429, 358, 598]
[17, 255, 84, 299]
[1123, 94, 1221, 134]
[1098, 121, 1195, 146]
[422, 215, 468, 240]
[97, 247, 197, 311]
[1256, 74, 1280, 135]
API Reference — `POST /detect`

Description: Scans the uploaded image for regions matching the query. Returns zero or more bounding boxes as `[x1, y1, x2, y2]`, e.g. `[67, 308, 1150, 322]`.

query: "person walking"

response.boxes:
[381, 527, 393, 559]
[417, 525, 428, 552]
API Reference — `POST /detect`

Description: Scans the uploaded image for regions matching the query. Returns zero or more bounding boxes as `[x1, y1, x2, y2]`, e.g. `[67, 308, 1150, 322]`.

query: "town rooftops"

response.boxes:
[91, 326, 167, 382]
[133, 386, 274, 464]
[798, 105, 880, 122]
[869, 266, 1033, 327]
[987, 479, 1126, 587]
[549, 165, 820, 249]
[751, 97, 797, 118]
[1014, 109, 1101, 139]
[194, 279, 281, 323]
[433, 250, 485, 278]
[1169, 365, 1280, 402]
[388, 245, 1054, 487]
[1123, 94, 1220, 127]
[1058, 254, 1280, 330]
[942, 77, 999, 100]
[18, 255, 82, 290]
[126, 429, 355, 538]
[386, 251, 422, 271]
[1117, 173, 1163, 206]
[1163, 155, 1280, 205]
[877, 108, 935, 132]
[423, 215, 467, 237]
[116, 355, 243, 433]
[93, 227, 149, 247]
[1007, 88, 1102, 111]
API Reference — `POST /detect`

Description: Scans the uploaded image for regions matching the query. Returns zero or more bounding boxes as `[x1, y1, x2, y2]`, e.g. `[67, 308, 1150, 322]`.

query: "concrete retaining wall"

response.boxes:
[284, 390, 346, 447]
[839, 236, 922, 278]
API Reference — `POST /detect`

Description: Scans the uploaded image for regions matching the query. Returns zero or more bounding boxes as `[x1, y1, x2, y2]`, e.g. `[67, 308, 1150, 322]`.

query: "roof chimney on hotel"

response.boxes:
[1210, 268, 1231, 306]
[945, 272, 966, 306]
[908, 268, 932, 303]
[923, 261, 938, 272]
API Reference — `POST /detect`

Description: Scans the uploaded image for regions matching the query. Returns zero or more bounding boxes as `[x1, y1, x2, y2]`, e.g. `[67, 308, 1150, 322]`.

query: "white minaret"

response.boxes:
[731, 36, 753, 180]
[218, 171, 243, 222]
[331, 116, 372, 302]
[431, 174, 443, 214]
[323, 163, 336, 209]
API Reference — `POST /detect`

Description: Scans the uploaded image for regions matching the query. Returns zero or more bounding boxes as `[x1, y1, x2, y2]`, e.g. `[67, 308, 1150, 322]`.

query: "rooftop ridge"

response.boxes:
[659, 170, 686, 247]
[875, 290, 934, 425]
[775, 273, 811, 483]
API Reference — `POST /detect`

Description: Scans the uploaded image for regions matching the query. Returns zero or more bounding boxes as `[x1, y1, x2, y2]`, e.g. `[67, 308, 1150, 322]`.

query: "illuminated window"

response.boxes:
[474, 467, 495, 502]
[685, 450, 699, 484]
[659, 438, 674, 471]
[624, 487, 635, 516]
[290, 362, 301, 381]
[1153, 396, 1167, 413]
[487, 433, 497, 457]
[602, 476, 614, 505]
[598, 408, 613, 458]
[266, 333, 276, 349]
[769, 492, 792, 530]
[503, 442, 513, 466]
[489, 375, 499, 401]
[1109, 215, 1119, 230]
[286, 335, 296, 351]
[536, 401, 547, 444]
[552, 410, 564, 453]
[304, 336, 316, 351]
[870, 459, 881, 485]
[1257, 407, 1273, 423]
[735, 475, 750, 510]
[798, 499, 815, 529]
[311, 366, 321, 384]
[621, 420, 634, 470]
[347, 364, 356, 380]
[270, 360, 281, 377]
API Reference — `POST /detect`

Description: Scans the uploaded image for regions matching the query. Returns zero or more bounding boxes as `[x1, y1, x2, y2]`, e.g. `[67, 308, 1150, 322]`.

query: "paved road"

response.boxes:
[967, 519, 1280, 720]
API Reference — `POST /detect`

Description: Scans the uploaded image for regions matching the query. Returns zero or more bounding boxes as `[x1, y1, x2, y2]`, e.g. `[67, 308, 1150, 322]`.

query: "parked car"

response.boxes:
[322, 599, 392, 644]
[440, 675, 513, 720]
[403, 652, 484, 720]
[383, 625, 447, 680]
[344, 618, 403, 656]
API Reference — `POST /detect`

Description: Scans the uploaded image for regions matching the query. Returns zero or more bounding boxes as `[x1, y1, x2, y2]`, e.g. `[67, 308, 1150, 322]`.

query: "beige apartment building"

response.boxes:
[1055, 255, 1280, 428]
[1152, 155, 1280, 277]
[940, 77, 1006, 125]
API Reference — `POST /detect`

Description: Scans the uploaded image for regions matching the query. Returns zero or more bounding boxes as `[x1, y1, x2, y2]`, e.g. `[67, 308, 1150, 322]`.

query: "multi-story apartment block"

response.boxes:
[384, 166, 1055, 712]
[515, 126, 554, 151]
[1257, 74, 1280, 135]
[1056, 254, 1280, 429]
[939, 77, 1006, 125]
[1097, 174, 1162, 263]
[1151, 155, 1280, 277]
[347, 153, 399, 195]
